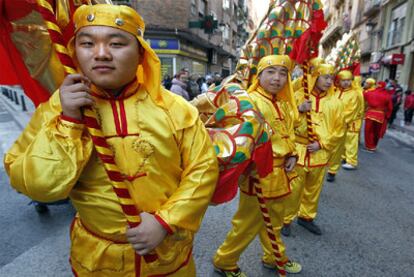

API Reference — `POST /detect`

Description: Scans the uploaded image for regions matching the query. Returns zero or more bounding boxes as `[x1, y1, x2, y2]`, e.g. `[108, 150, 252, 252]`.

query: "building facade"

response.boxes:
[321, 0, 414, 90]
[378, 0, 414, 90]
[320, 0, 353, 57]
[246, 0, 270, 32]
[112, 0, 250, 78]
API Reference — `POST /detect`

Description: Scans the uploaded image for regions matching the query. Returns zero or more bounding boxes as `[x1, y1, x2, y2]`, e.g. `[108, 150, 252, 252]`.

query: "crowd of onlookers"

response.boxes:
[162, 68, 223, 101]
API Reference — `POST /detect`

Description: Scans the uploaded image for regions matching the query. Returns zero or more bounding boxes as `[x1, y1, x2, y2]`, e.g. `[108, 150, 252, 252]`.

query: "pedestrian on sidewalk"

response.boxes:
[403, 89, 414, 125]
[213, 55, 302, 277]
[170, 72, 190, 100]
[387, 80, 403, 127]
[4, 4, 218, 276]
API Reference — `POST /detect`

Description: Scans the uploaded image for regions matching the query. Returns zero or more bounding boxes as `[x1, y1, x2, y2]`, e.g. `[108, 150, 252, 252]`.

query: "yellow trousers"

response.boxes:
[213, 192, 288, 270]
[328, 134, 345, 174]
[297, 166, 327, 220]
[282, 171, 305, 225]
[343, 130, 360, 166]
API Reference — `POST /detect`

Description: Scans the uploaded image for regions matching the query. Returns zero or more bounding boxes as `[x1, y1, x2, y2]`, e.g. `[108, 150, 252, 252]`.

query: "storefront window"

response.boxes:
[192, 61, 206, 76]
[159, 57, 174, 78]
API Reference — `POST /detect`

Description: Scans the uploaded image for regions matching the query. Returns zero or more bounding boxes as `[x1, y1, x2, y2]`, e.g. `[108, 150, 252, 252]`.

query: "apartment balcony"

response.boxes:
[360, 37, 375, 57]
[363, 0, 381, 17]
[334, 0, 344, 8]
[321, 19, 343, 46]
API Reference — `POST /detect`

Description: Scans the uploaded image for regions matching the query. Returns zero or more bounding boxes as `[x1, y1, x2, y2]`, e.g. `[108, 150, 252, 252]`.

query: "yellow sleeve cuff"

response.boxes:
[57, 116, 85, 139]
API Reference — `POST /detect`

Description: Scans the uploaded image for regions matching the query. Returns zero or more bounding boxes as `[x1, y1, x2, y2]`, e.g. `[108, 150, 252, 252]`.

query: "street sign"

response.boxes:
[189, 16, 218, 34]
[369, 63, 381, 73]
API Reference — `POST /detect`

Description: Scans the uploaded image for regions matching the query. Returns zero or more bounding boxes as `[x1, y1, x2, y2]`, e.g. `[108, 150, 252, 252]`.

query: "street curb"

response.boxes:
[385, 129, 414, 149]
[0, 94, 32, 130]
[0, 231, 71, 277]
[392, 124, 414, 137]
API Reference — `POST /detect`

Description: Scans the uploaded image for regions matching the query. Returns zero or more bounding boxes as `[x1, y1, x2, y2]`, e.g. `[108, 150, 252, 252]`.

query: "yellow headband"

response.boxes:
[257, 55, 293, 75]
[365, 78, 376, 85]
[315, 64, 335, 76]
[309, 57, 324, 68]
[337, 70, 353, 80]
[73, 4, 145, 38]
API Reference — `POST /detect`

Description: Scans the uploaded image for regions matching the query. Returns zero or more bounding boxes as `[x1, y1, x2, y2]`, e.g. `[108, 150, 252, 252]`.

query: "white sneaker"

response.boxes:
[342, 163, 356, 170]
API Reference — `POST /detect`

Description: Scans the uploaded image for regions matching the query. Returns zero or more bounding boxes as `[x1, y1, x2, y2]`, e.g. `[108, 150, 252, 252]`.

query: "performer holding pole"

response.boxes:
[274, 63, 345, 237]
[5, 4, 218, 276]
[213, 55, 302, 277]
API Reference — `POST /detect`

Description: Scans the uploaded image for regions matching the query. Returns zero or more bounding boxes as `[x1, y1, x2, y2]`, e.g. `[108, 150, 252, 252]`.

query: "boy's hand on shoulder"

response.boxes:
[126, 212, 167, 255]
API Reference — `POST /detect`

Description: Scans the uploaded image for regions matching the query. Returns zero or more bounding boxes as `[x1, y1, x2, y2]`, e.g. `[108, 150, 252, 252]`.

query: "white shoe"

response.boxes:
[342, 163, 356, 170]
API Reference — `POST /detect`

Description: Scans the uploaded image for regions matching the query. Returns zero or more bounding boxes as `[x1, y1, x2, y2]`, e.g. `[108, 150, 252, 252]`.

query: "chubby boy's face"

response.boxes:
[259, 66, 288, 95]
[75, 26, 141, 93]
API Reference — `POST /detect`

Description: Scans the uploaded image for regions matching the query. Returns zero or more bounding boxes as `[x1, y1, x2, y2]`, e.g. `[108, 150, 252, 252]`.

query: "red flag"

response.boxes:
[289, 9, 327, 64]
[0, 0, 52, 105]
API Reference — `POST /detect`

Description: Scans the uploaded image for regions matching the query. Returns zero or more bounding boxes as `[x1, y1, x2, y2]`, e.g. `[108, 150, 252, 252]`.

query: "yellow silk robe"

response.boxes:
[329, 87, 364, 171]
[4, 85, 218, 276]
[242, 87, 297, 198]
[344, 87, 365, 133]
[333, 87, 363, 127]
[284, 88, 345, 221]
[294, 89, 345, 166]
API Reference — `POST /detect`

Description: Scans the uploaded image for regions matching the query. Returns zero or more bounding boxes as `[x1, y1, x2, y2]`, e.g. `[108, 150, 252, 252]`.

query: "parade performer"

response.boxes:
[291, 57, 325, 92]
[364, 82, 393, 152]
[326, 70, 363, 180]
[363, 78, 376, 92]
[4, 4, 219, 276]
[272, 63, 344, 237]
[323, 33, 362, 180]
[213, 55, 302, 277]
[208, 0, 327, 273]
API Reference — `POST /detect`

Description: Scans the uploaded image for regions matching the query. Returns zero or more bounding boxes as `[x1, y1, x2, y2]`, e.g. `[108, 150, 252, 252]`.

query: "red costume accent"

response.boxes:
[364, 87, 393, 150]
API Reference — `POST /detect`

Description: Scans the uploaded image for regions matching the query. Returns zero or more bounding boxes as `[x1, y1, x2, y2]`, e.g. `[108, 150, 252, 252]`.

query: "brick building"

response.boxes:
[112, 0, 249, 78]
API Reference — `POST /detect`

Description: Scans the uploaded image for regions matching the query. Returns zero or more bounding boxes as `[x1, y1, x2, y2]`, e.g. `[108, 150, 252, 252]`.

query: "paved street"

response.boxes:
[0, 92, 413, 277]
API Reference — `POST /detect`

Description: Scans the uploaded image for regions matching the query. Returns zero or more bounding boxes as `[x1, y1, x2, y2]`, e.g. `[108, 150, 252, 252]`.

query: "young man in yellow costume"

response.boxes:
[291, 57, 325, 92]
[276, 63, 345, 236]
[213, 55, 302, 277]
[326, 70, 364, 181]
[4, 4, 219, 276]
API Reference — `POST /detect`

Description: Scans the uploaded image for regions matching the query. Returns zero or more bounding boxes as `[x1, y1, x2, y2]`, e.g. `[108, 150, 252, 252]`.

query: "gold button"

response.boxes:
[87, 14, 95, 22]
[115, 18, 124, 26]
